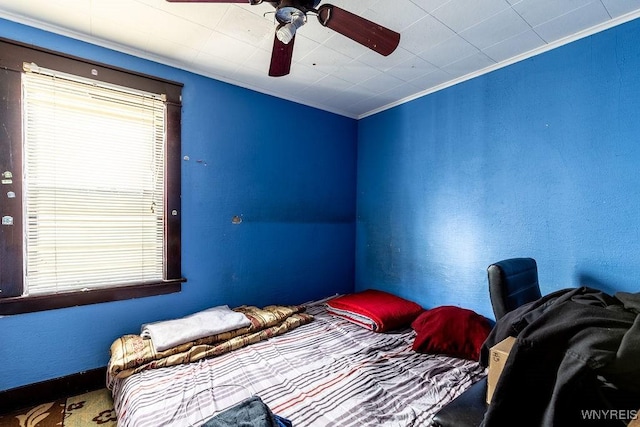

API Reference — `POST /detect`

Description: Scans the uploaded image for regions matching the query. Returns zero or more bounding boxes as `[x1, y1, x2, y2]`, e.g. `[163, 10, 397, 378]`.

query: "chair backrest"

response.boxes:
[488, 258, 542, 320]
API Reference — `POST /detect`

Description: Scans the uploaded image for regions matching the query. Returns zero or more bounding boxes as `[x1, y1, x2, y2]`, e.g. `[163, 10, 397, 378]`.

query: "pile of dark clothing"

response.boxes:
[202, 396, 292, 427]
[480, 286, 640, 426]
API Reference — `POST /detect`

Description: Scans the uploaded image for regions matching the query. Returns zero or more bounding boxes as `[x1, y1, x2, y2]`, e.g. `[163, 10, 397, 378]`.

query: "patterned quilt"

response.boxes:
[107, 304, 313, 388]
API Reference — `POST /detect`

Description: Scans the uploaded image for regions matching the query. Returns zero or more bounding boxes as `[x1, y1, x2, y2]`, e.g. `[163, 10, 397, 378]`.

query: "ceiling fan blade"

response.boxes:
[317, 5, 400, 56]
[269, 33, 295, 77]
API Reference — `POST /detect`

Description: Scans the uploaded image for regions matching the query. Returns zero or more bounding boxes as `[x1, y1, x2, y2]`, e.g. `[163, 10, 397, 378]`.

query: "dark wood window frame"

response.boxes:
[0, 37, 185, 315]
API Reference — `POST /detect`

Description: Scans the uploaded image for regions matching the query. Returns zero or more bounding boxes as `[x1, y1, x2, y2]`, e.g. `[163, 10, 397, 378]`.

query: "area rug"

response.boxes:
[0, 389, 116, 427]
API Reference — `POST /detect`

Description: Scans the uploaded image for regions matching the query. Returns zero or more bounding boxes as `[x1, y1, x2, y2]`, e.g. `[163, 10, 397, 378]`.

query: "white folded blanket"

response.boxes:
[141, 305, 252, 352]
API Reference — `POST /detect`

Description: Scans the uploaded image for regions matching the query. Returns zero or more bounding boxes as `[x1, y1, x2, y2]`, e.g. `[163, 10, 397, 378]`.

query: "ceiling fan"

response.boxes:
[166, 0, 401, 77]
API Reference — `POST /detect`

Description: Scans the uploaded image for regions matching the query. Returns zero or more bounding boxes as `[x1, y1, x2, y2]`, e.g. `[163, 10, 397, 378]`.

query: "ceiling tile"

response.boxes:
[90, 17, 151, 51]
[321, 89, 375, 116]
[350, 95, 396, 115]
[293, 15, 334, 44]
[418, 34, 480, 68]
[295, 44, 354, 75]
[409, 0, 454, 14]
[284, 62, 327, 87]
[401, 14, 457, 55]
[320, 33, 367, 60]
[200, 31, 257, 64]
[482, 29, 546, 62]
[355, 46, 415, 72]
[157, 1, 231, 30]
[151, 21, 213, 53]
[357, 71, 405, 95]
[387, 55, 439, 82]
[289, 35, 322, 63]
[330, 83, 377, 101]
[0, 0, 92, 34]
[441, 51, 496, 78]
[512, 0, 595, 28]
[298, 74, 354, 103]
[0, 0, 638, 118]
[460, 7, 531, 50]
[362, 0, 430, 32]
[430, 0, 512, 33]
[193, 50, 241, 81]
[601, 0, 640, 18]
[333, 60, 384, 85]
[239, 47, 273, 74]
[0, 0, 46, 15]
[533, 1, 611, 42]
[409, 68, 455, 91]
[382, 81, 425, 102]
[216, 6, 273, 48]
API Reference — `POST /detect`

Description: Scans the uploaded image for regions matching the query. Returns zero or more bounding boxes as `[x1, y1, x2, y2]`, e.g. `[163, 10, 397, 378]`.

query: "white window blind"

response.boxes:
[22, 64, 166, 296]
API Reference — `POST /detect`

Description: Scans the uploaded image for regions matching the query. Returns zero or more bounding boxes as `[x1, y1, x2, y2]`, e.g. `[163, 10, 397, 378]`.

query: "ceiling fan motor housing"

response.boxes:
[274, 0, 321, 23]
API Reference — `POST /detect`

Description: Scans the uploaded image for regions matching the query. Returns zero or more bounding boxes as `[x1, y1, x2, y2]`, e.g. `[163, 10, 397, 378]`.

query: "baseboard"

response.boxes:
[0, 366, 107, 413]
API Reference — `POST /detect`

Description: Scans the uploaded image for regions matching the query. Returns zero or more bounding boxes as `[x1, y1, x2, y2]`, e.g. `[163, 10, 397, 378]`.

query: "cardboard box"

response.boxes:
[486, 336, 516, 404]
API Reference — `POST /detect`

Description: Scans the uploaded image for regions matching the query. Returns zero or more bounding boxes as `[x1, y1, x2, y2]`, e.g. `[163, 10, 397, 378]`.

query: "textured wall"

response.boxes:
[356, 18, 640, 319]
[0, 19, 357, 392]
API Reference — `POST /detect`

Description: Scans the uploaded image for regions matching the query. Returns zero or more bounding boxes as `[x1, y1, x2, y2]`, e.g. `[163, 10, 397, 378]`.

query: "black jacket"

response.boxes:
[479, 287, 640, 426]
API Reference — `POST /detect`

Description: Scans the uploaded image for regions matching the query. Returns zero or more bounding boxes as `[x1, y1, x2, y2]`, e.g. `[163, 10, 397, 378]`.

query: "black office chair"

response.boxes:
[431, 258, 543, 427]
[488, 257, 542, 321]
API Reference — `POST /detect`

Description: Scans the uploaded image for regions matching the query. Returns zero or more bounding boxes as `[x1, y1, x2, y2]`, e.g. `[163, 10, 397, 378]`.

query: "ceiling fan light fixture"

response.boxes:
[275, 11, 306, 44]
[276, 23, 296, 44]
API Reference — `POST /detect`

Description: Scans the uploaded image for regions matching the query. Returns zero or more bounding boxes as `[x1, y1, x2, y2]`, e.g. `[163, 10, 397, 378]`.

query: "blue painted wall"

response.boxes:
[356, 18, 640, 320]
[0, 19, 357, 392]
[4, 12, 640, 394]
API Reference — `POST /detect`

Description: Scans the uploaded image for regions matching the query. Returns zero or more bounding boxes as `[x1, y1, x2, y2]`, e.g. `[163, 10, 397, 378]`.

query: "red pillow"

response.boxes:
[326, 289, 424, 332]
[411, 306, 492, 360]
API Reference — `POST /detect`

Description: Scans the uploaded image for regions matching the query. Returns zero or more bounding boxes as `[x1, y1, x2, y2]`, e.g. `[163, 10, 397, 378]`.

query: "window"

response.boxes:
[0, 37, 184, 314]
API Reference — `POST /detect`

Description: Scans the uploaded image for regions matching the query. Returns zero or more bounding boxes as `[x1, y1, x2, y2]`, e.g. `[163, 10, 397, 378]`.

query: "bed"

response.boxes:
[107, 292, 489, 427]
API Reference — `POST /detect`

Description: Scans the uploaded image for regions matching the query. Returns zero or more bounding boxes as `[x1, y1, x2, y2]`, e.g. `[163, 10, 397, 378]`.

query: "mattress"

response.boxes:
[111, 300, 486, 427]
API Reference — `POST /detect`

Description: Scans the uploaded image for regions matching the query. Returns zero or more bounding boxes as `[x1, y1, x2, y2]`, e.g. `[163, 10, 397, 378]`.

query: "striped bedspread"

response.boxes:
[111, 301, 486, 427]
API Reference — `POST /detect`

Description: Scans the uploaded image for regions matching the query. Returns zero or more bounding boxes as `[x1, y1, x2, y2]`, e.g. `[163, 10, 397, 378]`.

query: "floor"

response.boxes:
[0, 388, 115, 427]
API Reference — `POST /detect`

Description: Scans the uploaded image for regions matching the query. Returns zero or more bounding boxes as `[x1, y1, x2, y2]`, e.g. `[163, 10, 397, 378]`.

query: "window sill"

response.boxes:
[0, 278, 186, 315]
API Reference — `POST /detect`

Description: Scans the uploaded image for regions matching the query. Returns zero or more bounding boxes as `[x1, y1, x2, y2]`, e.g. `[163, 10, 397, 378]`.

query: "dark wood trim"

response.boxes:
[0, 35, 185, 313]
[165, 101, 182, 280]
[0, 366, 107, 414]
[0, 68, 24, 298]
[0, 36, 183, 103]
[0, 279, 185, 315]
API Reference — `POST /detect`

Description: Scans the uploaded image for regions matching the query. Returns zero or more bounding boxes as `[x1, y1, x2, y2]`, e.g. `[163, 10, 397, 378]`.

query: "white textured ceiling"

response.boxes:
[0, 0, 639, 118]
